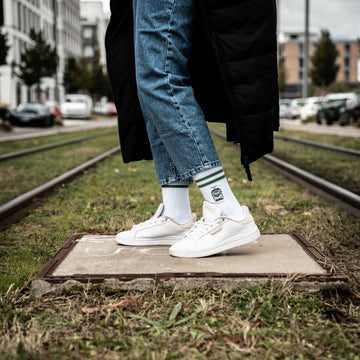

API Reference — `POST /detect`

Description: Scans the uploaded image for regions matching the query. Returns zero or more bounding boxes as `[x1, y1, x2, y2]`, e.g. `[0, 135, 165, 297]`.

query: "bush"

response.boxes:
[0, 119, 12, 131]
[0, 104, 12, 132]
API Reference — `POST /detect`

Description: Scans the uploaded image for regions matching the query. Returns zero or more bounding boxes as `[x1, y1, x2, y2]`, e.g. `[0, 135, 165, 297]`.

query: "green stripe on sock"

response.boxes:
[162, 184, 189, 188]
[195, 169, 224, 184]
[197, 174, 226, 188]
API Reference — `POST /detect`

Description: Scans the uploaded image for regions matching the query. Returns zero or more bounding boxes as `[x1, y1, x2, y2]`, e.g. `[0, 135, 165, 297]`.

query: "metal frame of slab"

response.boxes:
[33, 234, 348, 289]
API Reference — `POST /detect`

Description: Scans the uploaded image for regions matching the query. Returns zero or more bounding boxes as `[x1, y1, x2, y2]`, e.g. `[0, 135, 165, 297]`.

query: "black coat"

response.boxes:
[105, 0, 279, 180]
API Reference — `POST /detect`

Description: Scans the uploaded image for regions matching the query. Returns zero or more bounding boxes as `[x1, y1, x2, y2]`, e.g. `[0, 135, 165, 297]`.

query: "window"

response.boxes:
[83, 27, 93, 39]
[17, 2, 21, 30]
[299, 43, 304, 56]
[345, 43, 350, 57]
[345, 70, 349, 82]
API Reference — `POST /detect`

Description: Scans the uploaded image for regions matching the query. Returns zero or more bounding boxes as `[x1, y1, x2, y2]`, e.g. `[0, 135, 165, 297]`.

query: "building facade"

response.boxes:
[80, 0, 108, 67]
[280, 32, 360, 98]
[0, 0, 82, 108]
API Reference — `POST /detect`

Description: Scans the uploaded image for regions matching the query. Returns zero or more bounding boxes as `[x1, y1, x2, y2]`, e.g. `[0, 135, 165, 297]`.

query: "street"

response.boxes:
[279, 118, 360, 138]
[2, 117, 360, 143]
[0, 117, 118, 142]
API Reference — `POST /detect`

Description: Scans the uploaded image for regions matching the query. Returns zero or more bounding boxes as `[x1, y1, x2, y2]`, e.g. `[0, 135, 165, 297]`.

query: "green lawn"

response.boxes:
[0, 133, 359, 359]
[0, 127, 118, 155]
[0, 133, 119, 204]
[273, 138, 360, 195]
[208, 123, 360, 195]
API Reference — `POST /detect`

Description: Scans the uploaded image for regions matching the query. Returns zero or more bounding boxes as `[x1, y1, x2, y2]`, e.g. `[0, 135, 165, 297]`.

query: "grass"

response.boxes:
[278, 129, 360, 151]
[0, 133, 120, 204]
[0, 133, 360, 359]
[1, 284, 359, 359]
[273, 139, 360, 195]
[0, 127, 118, 155]
[208, 122, 360, 150]
[208, 123, 360, 194]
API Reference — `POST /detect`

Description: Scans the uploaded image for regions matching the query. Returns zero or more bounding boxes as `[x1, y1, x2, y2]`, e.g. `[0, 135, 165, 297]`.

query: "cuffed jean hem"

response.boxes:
[157, 160, 223, 186]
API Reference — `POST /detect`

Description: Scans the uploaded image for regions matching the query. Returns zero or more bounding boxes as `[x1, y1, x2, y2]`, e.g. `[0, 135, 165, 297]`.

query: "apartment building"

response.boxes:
[280, 32, 359, 98]
[80, 0, 109, 67]
[0, 0, 82, 108]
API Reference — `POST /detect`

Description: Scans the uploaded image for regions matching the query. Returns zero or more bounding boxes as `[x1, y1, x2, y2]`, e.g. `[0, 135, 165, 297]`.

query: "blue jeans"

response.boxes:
[133, 0, 222, 185]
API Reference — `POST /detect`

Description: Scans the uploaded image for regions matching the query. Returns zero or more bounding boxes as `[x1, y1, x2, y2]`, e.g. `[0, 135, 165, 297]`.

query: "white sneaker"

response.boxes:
[116, 203, 196, 246]
[169, 201, 260, 258]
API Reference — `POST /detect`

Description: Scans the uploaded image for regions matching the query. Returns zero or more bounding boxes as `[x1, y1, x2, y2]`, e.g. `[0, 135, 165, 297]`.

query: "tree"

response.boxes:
[278, 57, 286, 94]
[63, 56, 92, 94]
[63, 45, 112, 100]
[63, 56, 81, 94]
[0, 29, 10, 66]
[310, 30, 339, 95]
[88, 45, 111, 100]
[18, 29, 58, 100]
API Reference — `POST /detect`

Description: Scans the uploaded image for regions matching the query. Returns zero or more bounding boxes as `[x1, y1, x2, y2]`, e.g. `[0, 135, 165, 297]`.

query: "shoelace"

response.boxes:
[184, 217, 224, 240]
[132, 216, 166, 230]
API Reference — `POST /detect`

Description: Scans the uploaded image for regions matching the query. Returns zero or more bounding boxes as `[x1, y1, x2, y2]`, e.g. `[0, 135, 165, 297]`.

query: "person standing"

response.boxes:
[105, 0, 279, 258]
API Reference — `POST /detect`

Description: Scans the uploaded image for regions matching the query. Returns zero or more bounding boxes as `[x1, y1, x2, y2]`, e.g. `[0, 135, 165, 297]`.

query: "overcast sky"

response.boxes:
[100, 0, 360, 41]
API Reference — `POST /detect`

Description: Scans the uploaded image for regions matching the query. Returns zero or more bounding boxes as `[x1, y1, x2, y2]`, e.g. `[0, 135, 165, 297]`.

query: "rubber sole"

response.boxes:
[169, 228, 261, 258]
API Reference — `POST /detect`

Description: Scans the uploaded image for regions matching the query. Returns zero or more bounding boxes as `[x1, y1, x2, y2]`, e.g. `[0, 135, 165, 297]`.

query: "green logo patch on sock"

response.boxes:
[211, 187, 224, 202]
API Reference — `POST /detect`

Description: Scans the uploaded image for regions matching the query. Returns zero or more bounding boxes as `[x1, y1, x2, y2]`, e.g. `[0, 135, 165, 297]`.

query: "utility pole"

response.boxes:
[303, 0, 309, 98]
[276, 0, 280, 67]
[52, 0, 59, 102]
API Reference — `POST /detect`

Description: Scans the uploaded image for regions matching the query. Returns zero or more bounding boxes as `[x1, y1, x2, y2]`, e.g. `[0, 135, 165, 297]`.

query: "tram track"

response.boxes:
[1, 126, 359, 230]
[0, 130, 118, 162]
[0, 142, 121, 230]
[0, 127, 122, 229]
[274, 134, 360, 158]
[209, 127, 360, 218]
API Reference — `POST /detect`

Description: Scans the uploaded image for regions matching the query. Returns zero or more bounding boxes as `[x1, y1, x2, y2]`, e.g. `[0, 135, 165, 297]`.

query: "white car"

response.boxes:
[61, 94, 93, 119]
[279, 99, 291, 118]
[289, 98, 306, 119]
[300, 97, 322, 121]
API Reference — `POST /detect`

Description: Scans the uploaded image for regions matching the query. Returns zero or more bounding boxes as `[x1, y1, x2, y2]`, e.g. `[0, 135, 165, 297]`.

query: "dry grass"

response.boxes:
[1, 281, 359, 359]
[0, 130, 359, 358]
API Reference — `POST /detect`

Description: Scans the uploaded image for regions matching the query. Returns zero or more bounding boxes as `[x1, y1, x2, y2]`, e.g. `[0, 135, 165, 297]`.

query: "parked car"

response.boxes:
[289, 98, 306, 119]
[9, 103, 54, 127]
[94, 102, 117, 116]
[108, 103, 117, 116]
[338, 94, 360, 126]
[316, 93, 357, 125]
[300, 97, 321, 121]
[44, 100, 62, 120]
[60, 94, 93, 119]
[279, 99, 291, 118]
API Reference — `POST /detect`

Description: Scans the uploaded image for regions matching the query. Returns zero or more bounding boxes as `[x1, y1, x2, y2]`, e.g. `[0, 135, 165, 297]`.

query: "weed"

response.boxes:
[0, 131, 359, 358]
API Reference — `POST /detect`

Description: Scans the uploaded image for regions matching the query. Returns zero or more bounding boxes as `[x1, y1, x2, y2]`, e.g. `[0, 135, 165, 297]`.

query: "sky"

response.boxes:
[279, 0, 360, 40]
[99, 0, 360, 41]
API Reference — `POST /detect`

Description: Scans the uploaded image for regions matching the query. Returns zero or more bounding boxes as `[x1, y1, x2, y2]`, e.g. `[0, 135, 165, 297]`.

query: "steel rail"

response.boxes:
[274, 134, 360, 158]
[209, 127, 360, 216]
[0, 130, 118, 162]
[262, 154, 360, 209]
[0, 146, 121, 222]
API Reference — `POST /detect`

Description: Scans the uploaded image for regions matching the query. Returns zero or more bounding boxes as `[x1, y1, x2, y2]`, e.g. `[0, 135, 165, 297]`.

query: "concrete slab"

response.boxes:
[32, 234, 348, 295]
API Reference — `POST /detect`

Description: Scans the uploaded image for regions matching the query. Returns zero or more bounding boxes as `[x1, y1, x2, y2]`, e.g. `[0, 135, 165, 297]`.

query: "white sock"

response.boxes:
[161, 183, 192, 224]
[193, 166, 245, 221]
